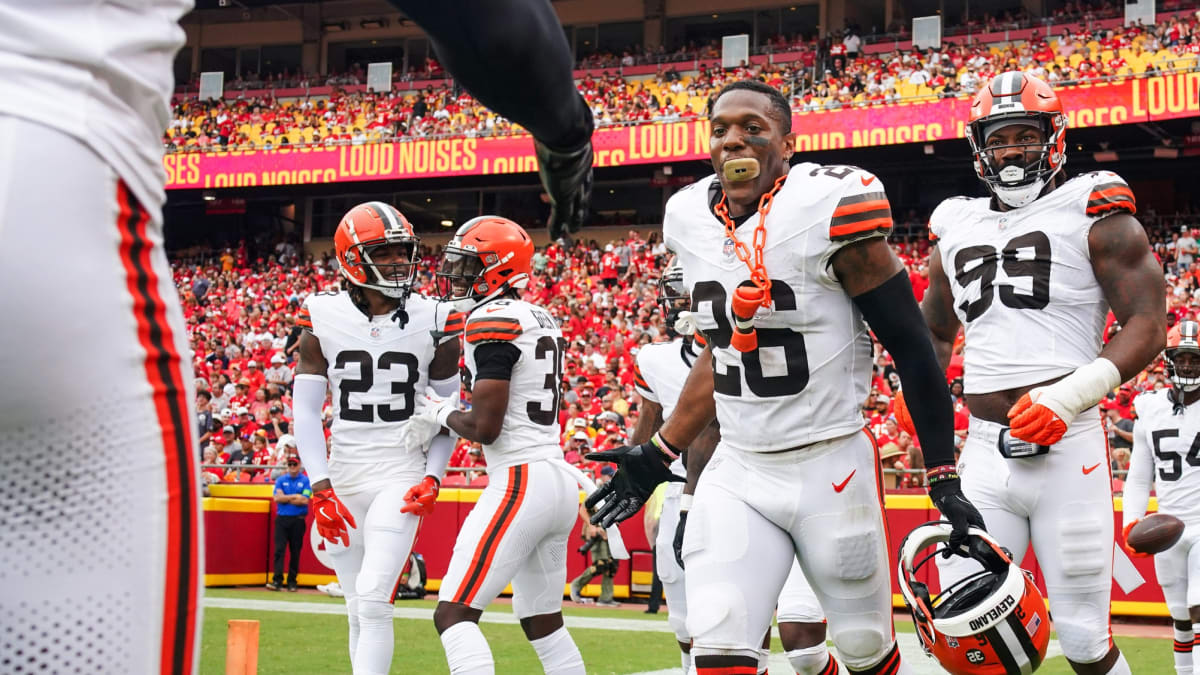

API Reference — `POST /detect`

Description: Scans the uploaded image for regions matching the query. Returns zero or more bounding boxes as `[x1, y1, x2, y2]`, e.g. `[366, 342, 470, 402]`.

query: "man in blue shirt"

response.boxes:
[269, 453, 312, 591]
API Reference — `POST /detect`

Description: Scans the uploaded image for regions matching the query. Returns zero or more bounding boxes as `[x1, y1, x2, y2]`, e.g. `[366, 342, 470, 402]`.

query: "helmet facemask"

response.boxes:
[658, 266, 692, 337]
[344, 237, 418, 300]
[968, 115, 1066, 209]
[1167, 348, 1200, 393]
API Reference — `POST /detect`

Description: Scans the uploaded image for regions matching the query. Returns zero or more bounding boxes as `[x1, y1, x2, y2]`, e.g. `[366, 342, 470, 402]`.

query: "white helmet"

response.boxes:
[1166, 319, 1200, 393]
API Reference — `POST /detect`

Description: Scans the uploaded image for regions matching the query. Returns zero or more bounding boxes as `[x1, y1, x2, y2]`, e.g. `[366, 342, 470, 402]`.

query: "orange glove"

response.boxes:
[401, 475, 440, 517]
[311, 488, 357, 547]
[1121, 520, 1149, 559]
[893, 389, 916, 438]
[1007, 390, 1068, 445]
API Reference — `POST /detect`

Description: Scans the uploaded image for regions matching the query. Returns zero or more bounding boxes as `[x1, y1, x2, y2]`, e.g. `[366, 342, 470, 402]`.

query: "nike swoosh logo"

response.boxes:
[1082, 462, 1103, 475]
[484, 307, 504, 313]
[860, 175, 875, 186]
[833, 470, 856, 493]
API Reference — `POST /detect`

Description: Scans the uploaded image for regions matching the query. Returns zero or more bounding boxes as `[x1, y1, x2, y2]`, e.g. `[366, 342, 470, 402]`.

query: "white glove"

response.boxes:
[400, 387, 457, 454]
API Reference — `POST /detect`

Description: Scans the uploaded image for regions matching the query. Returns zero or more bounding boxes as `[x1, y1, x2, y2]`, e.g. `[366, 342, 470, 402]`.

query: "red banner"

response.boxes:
[165, 72, 1200, 191]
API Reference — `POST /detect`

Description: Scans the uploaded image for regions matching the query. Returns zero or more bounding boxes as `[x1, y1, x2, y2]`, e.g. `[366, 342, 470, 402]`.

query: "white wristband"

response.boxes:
[679, 493, 693, 512]
[1037, 357, 1122, 422]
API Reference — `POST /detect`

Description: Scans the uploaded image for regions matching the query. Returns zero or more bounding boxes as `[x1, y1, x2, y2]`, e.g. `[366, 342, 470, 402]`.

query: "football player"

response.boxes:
[915, 71, 1164, 675]
[406, 216, 586, 675]
[293, 202, 462, 675]
[1124, 320, 1200, 675]
[636, 263, 841, 675]
[383, 0, 592, 241]
[0, 1, 200, 672]
[588, 79, 981, 675]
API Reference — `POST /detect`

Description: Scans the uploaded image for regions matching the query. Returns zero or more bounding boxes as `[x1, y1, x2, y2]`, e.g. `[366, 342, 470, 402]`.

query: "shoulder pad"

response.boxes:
[828, 168, 891, 242]
[297, 303, 313, 330]
[466, 300, 525, 344]
[1083, 171, 1136, 218]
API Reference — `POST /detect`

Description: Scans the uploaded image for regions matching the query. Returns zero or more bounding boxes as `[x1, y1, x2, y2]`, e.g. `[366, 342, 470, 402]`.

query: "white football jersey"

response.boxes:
[634, 337, 704, 478]
[929, 171, 1136, 394]
[664, 162, 891, 452]
[0, 0, 191, 217]
[300, 292, 445, 469]
[1128, 390, 1200, 526]
[463, 298, 564, 471]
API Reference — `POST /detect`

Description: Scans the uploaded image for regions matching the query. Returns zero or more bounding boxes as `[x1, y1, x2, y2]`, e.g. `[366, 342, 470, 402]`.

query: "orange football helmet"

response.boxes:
[967, 71, 1068, 208]
[436, 216, 534, 308]
[334, 201, 419, 299]
[898, 522, 1051, 675]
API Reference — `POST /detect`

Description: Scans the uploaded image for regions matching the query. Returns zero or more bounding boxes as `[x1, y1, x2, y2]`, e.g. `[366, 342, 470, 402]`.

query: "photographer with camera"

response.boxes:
[569, 466, 619, 607]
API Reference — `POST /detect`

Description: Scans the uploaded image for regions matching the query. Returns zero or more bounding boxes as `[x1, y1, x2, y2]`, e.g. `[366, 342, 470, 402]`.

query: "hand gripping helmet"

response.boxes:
[658, 261, 692, 337]
[1166, 319, 1200, 393]
[967, 71, 1068, 209]
[333, 202, 419, 299]
[436, 216, 534, 311]
[898, 522, 1051, 675]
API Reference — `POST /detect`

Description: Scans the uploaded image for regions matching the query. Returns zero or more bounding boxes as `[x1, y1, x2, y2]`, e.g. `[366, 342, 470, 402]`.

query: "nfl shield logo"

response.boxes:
[722, 237, 736, 259]
[370, 326, 382, 338]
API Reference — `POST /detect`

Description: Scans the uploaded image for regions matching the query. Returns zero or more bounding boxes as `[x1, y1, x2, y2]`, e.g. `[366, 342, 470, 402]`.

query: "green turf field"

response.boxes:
[200, 589, 1173, 674]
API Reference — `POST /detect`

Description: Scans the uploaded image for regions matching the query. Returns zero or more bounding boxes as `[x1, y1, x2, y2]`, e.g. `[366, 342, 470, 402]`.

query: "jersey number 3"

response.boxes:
[528, 336, 567, 425]
[693, 279, 809, 398]
[335, 350, 419, 423]
[954, 231, 1051, 322]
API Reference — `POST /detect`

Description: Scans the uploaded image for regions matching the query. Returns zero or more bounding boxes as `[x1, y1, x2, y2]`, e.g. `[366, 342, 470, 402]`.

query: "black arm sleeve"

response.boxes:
[851, 270, 957, 470]
[473, 342, 522, 381]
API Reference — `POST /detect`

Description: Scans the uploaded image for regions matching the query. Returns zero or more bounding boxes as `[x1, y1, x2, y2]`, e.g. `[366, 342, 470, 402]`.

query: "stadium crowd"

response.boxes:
[183, 208, 1200, 494]
[165, 10, 1200, 153]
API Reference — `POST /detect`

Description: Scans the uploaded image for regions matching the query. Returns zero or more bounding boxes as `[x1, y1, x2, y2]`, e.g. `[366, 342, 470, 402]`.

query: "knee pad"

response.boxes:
[667, 611, 689, 644]
[356, 570, 397, 605]
[786, 644, 831, 675]
[1056, 514, 1108, 579]
[1049, 593, 1111, 664]
[829, 626, 887, 670]
[357, 597, 394, 626]
[684, 582, 739, 646]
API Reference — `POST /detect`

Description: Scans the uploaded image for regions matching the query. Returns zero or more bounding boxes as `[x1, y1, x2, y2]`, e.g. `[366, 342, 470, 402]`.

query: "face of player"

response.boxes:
[364, 242, 415, 282]
[983, 123, 1046, 177]
[709, 90, 796, 215]
[1175, 351, 1200, 381]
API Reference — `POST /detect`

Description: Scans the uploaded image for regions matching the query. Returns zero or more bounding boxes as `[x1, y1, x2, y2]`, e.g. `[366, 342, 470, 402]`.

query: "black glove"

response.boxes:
[929, 476, 986, 558]
[585, 440, 679, 528]
[673, 508, 688, 569]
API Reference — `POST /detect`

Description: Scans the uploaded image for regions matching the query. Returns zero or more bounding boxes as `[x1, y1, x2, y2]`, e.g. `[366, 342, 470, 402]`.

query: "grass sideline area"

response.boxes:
[201, 589, 1173, 674]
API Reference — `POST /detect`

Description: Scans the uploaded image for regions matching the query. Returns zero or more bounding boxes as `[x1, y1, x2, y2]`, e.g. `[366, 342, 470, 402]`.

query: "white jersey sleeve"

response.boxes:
[463, 299, 564, 470]
[663, 163, 881, 452]
[928, 172, 1132, 394]
[304, 292, 442, 470]
[634, 338, 701, 479]
[1127, 389, 1200, 527]
[1124, 391, 1161, 527]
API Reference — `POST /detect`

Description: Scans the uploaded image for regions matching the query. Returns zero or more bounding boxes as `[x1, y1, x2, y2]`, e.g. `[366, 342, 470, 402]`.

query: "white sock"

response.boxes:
[1175, 624, 1194, 675]
[680, 650, 692, 673]
[787, 644, 837, 675]
[529, 627, 585, 675]
[440, 622, 494, 675]
[1104, 650, 1133, 675]
[757, 646, 769, 674]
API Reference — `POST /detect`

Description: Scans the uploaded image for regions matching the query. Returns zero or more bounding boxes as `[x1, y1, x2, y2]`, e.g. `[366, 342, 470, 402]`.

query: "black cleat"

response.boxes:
[535, 138, 592, 243]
